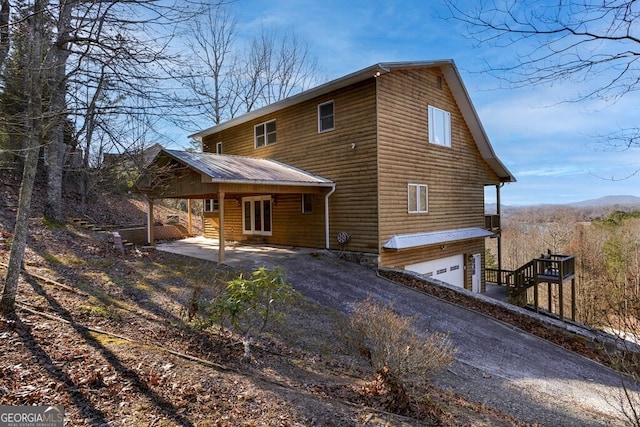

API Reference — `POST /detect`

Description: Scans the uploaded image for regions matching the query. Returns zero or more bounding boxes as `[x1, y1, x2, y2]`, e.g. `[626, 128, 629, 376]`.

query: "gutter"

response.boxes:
[325, 184, 337, 249]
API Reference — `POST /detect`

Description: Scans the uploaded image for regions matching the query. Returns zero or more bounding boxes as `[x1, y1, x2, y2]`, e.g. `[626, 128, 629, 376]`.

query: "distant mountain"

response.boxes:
[565, 195, 640, 208]
[486, 195, 640, 212]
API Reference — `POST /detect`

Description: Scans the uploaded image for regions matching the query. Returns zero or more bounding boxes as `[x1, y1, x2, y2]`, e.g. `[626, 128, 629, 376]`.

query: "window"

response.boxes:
[408, 184, 428, 213]
[204, 199, 219, 212]
[318, 101, 334, 132]
[428, 105, 451, 147]
[255, 120, 276, 148]
[302, 194, 313, 213]
[216, 142, 222, 154]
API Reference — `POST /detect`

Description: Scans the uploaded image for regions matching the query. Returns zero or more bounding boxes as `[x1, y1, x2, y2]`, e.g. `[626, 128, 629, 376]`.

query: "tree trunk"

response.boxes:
[0, 140, 40, 313]
[43, 0, 73, 222]
[0, 0, 45, 313]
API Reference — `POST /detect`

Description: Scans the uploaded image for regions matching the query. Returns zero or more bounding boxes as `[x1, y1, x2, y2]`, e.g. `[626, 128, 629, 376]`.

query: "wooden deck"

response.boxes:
[486, 253, 576, 320]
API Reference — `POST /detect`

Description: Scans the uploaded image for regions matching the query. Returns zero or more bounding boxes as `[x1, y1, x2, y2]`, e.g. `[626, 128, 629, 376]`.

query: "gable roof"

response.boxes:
[190, 60, 515, 183]
[155, 149, 334, 187]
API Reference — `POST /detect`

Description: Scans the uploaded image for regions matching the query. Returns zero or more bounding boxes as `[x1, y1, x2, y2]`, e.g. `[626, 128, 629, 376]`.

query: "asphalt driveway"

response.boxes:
[239, 249, 636, 427]
[158, 240, 639, 426]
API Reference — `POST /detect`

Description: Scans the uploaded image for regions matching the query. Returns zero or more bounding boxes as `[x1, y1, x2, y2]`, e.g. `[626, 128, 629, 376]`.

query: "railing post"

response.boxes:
[559, 259, 565, 320]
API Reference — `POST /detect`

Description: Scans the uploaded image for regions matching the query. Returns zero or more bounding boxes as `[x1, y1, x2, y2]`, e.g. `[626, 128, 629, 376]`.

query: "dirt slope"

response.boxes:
[0, 176, 532, 426]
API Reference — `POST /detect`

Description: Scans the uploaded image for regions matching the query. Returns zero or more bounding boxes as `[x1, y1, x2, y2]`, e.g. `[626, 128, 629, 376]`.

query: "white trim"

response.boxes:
[242, 195, 273, 236]
[204, 199, 219, 212]
[408, 183, 428, 213]
[384, 227, 494, 251]
[254, 119, 276, 148]
[301, 193, 313, 213]
[325, 184, 336, 249]
[216, 142, 222, 154]
[318, 100, 335, 133]
[428, 105, 451, 147]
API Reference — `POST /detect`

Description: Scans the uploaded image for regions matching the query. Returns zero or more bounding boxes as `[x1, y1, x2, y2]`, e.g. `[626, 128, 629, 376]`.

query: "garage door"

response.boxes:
[405, 254, 464, 287]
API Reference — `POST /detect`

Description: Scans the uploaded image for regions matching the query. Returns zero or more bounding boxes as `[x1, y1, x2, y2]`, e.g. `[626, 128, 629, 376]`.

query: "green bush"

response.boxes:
[191, 266, 300, 359]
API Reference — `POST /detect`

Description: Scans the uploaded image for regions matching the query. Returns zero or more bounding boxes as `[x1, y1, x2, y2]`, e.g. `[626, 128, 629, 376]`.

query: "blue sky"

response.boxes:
[179, 0, 640, 206]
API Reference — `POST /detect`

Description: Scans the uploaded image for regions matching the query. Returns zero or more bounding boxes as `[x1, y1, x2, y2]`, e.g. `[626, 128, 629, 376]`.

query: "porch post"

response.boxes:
[496, 184, 503, 286]
[187, 199, 193, 235]
[147, 197, 155, 247]
[218, 191, 225, 263]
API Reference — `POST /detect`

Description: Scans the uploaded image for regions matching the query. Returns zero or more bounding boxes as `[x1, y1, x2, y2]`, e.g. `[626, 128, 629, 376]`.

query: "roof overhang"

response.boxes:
[383, 227, 495, 251]
[134, 148, 335, 198]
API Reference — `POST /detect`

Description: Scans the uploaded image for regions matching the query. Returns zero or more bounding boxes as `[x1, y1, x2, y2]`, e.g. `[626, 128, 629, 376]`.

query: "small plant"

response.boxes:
[343, 298, 456, 413]
[191, 266, 300, 359]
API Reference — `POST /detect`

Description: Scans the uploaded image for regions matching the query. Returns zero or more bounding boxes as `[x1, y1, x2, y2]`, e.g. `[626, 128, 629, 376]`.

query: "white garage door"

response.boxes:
[405, 254, 465, 287]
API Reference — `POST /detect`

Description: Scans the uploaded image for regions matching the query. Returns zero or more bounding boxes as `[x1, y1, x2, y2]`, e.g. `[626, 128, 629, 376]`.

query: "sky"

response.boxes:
[174, 0, 640, 206]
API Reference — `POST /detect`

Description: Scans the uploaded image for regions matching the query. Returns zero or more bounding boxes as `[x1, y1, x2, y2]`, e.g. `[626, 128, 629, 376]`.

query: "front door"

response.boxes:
[242, 196, 272, 236]
[471, 253, 481, 293]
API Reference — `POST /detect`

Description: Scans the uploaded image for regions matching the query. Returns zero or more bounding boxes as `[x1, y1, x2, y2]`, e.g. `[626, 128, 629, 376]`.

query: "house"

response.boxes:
[136, 60, 515, 292]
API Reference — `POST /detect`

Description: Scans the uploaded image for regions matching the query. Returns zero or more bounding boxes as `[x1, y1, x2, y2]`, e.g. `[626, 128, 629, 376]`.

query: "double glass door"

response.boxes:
[243, 196, 272, 235]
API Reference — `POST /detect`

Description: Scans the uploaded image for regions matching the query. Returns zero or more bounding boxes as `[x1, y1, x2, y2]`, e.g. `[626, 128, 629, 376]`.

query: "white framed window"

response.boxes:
[302, 194, 313, 213]
[204, 199, 219, 212]
[318, 101, 334, 132]
[428, 105, 451, 147]
[255, 120, 276, 148]
[216, 142, 223, 154]
[408, 183, 428, 213]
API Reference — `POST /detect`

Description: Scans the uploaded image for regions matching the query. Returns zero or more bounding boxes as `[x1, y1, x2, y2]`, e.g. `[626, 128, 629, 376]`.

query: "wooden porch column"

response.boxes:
[187, 199, 193, 235]
[147, 197, 155, 247]
[571, 278, 576, 321]
[218, 191, 225, 263]
[496, 183, 503, 286]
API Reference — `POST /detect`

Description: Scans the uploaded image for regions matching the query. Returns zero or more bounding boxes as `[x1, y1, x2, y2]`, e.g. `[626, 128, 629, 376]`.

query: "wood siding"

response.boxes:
[376, 68, 500, 270]
[202, 80, 379, 252]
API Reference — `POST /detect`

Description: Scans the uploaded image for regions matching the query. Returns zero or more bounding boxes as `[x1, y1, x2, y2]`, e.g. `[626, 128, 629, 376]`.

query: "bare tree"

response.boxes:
[184, 11, 319, 128]
[1, 0, 218, 312]
[444, 0, 640, 163]
[0, 0, 45, 313]
[184, 5, 237, 125]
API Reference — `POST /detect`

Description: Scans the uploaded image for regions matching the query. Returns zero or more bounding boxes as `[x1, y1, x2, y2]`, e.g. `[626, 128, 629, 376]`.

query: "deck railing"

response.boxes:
[484, 214, 501, 230]
[485, 268, 513, 287]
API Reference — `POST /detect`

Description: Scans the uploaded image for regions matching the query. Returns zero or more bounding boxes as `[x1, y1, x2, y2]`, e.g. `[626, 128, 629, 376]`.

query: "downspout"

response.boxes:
[325, 184, 336, 249]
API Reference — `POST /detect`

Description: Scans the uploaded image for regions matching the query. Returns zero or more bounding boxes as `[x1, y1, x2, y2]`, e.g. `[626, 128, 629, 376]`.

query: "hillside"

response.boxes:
[0, 174, 624, 426]
[0, 174, 537, 426]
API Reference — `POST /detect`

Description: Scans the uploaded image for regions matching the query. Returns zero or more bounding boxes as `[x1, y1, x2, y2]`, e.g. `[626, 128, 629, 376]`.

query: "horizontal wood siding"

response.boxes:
[202, 213, 219, 239]
[376, 68, 498, 268]
[203, 80, 379, 252]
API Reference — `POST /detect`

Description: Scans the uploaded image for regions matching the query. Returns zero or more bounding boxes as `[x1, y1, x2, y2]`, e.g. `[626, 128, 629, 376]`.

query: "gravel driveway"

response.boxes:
[235, 249, 638, 427]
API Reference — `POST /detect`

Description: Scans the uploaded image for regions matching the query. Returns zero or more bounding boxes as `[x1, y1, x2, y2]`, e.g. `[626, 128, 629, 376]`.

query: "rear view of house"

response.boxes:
[137, 60, 515, 292]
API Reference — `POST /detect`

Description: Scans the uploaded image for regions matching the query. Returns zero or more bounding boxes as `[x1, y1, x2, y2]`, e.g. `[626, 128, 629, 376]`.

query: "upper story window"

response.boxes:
[428, 105, 451, 147]
[255, 120, 276, 148]
[216, 142, 222, 154]
[408, 183, 428, 213]
[204, 199, 219, 213]
[318, 101, 334, 132]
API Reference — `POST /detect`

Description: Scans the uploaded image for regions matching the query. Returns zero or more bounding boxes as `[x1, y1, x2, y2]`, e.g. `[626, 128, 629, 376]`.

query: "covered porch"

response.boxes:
[135, 149, 336, 262]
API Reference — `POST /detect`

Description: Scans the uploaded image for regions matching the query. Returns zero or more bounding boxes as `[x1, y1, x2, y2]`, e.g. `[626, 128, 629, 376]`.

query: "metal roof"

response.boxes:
[162, 149, 334, 187]
[383, 227, 495, 251]
[189, 60, 515, 183]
